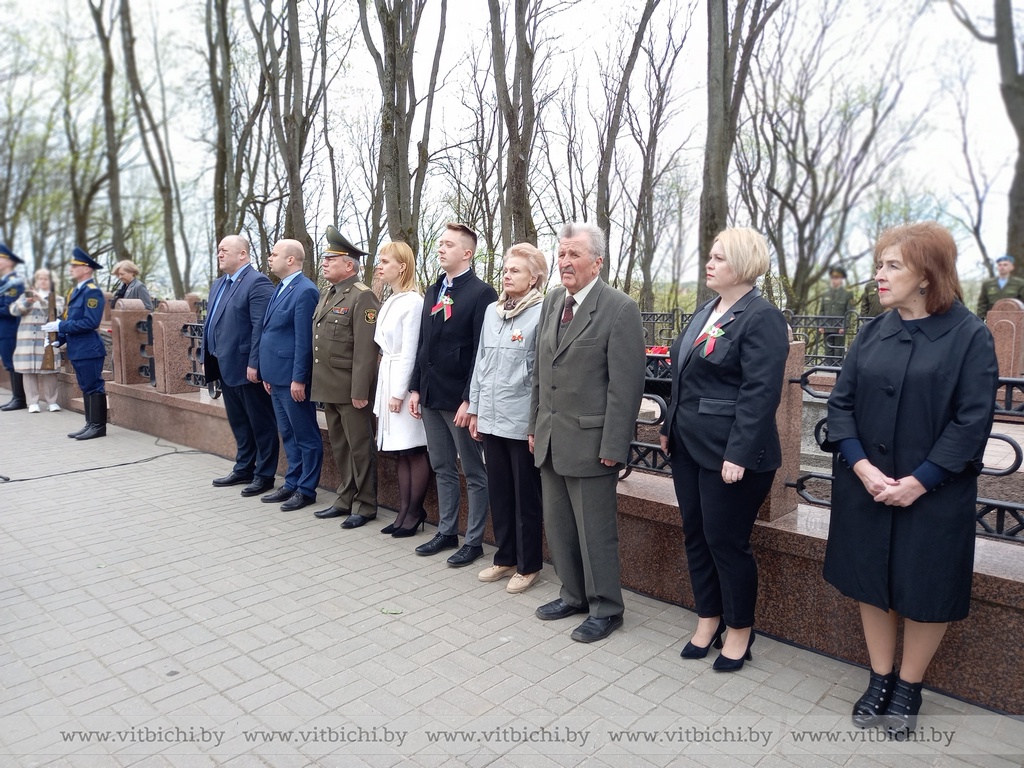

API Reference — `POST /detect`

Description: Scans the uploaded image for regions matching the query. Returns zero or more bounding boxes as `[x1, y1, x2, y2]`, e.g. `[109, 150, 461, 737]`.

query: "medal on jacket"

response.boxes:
[694, 323, 724, 357]
[430, 294, 453, 320]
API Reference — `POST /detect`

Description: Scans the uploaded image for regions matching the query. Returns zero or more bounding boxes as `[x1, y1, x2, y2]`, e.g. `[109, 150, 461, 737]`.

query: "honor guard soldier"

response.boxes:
[0, 243, 26, 411]
[310, 226, 382, 528]
[976, 254, 1024, 321]
[42, 248, 108, 440]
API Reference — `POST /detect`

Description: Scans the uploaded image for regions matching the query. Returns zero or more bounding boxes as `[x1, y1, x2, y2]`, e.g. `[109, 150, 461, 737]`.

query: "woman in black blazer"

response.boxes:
[660, 228, 789, 671]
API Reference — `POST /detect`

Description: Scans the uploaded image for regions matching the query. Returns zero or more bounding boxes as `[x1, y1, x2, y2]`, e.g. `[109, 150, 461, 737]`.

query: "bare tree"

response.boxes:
[593, 0, 662, 281]
[697, 0, 782, 301]
[245, 0, 340, 276]
[948, 0, 1024, 261]
[359, 0, 447, 257]
[734, 0, 923, 313]
[618, 5, 690, 310]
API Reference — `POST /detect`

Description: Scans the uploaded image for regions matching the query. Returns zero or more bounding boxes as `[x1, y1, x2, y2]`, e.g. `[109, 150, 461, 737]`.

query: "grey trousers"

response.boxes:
[420, 406, 488, 546]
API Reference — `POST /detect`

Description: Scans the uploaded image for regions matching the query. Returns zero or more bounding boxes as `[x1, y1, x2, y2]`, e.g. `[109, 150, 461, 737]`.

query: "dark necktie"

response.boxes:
[561, 295, 576, 325]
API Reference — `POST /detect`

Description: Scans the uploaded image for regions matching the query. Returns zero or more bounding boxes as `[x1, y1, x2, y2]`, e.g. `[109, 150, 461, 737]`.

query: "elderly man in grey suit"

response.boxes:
[528, 222, 645, 643]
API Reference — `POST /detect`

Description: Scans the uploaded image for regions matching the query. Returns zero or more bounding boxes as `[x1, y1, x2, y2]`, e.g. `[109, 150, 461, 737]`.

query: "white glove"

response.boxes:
[41, 321, 60, 333]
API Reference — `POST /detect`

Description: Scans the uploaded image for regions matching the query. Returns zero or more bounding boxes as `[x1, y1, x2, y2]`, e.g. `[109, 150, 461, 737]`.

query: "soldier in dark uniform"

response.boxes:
[976, 254, 1024, 321]
[42, 248, 108, 440]
[859, 280, 883, 318]
[0, 244, 26, 411]
[310, 226, 382, 527]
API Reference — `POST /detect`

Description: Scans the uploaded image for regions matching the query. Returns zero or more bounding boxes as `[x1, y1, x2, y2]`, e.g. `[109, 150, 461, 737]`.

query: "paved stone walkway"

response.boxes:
[1, 407, 1023, 767]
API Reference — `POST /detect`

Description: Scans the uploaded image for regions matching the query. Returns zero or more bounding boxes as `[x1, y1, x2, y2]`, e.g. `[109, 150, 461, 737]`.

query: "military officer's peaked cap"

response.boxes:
[324, 225, 369, 261]
[0, 243, 23, 264]
[71, 246, 104, 271]
[828, 265, 847, 279]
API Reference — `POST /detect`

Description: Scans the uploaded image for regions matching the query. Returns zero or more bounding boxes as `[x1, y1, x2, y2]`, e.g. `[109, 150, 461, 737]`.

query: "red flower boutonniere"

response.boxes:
[693, 323, 725, 357]
[511, 328, 524, 343]
[430, 294, 453, 320]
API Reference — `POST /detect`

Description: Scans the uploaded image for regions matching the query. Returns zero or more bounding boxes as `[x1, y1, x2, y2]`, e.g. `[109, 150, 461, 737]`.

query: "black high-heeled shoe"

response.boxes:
[380, 522, 399, 534]
[852, 669, 896, 728]
[680, 617, 726, 659]
[883, 677, 923, 740]
[712, 630, 755, 672]
[391, 511, 427, 538]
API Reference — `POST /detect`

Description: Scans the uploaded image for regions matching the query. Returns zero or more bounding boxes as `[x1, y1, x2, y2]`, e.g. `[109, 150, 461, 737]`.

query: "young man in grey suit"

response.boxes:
[528, 222, 645, 643]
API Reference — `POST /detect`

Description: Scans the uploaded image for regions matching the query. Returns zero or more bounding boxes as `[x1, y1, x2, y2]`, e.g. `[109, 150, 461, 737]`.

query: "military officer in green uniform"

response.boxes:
[859, 280, 883, 318]
[310, 226, 382, 528]
[977, 254, 1024, 321]
[819, 265, 854, 364]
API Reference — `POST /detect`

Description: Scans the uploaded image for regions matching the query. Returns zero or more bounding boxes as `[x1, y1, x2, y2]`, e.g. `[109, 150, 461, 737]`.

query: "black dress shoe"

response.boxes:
[446, 544, 484, 567]
[415, 533, 459, 556]
[240, 478, 274, 497]
[712, 631, 755, 672]
[535, 598, 587, 621]
[314, 507, 350, 519]
[570, 615, 623, 643]
[261, 487, 294, 503]
[212, 471, 253, 487]
[680, 617, 727, 659]
[280, 492, 316, 512]
[341, 513, 376, 529]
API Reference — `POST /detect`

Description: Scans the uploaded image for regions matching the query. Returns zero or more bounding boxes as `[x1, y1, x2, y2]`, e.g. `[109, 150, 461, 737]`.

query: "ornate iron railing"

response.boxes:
[182, 299, 219, 398]
[137, 316, 155, 386]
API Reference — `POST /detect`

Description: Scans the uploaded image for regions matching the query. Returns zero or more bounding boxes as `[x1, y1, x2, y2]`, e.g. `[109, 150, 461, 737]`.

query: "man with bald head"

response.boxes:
[204, 235, 279, 495]
[256, 240, 323, 510]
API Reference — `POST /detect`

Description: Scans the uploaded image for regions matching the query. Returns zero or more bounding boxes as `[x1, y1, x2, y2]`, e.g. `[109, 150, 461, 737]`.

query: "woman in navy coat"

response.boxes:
[660, 228, 789, 672]
[822, 222, 997, 738]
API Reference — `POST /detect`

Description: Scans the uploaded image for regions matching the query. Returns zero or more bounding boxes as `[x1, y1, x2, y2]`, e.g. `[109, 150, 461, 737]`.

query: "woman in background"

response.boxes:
[823, 222, 997, 739]
[11, 268, 65, 412]
[372, 242, 430, 538]
[468, 243, 547, 594]
[112, 260, 154, 310]
[660, 228, 789, 672]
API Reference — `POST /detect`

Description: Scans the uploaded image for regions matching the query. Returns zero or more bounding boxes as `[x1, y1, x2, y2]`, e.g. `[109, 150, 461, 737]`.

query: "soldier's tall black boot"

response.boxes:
[76, 392, 107, 440]
[67, 394, 92, 438]
[1, 371, 27, 411]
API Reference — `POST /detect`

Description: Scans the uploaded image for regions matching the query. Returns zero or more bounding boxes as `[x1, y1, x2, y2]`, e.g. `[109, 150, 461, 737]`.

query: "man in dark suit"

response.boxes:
[529, 222, 645, 643]
[408, 223, 497, 566]
[310, 227, 381, 528]
[0, 243, 26, 411]
[258, 239, 323, 512]
[204, 235, 279, 496]
[42, 248, 108, 439]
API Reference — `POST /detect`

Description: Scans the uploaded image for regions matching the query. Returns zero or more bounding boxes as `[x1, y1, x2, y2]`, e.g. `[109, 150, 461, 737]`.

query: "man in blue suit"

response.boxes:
[42, 247, 108, 439]
[257, 240, 323, 511]
[204, 235, 279, 496]
[0, 243, 26, 411]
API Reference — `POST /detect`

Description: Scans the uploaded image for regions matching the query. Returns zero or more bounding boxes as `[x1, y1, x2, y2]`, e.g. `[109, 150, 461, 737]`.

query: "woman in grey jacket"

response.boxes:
[468, 243, 548, 594]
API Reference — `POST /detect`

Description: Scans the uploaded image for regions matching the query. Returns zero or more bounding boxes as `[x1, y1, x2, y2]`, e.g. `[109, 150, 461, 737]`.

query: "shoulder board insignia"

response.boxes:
[354, 282, 369, 291]
[364, 309, 377, 324]
[5, 288, 16, 297]
[87, 298, 99, 308]
[86, 283, 98, 290]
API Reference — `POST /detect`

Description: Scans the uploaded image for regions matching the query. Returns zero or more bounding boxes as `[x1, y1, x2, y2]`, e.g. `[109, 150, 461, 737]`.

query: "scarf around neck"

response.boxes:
[495, 287, 544, 320]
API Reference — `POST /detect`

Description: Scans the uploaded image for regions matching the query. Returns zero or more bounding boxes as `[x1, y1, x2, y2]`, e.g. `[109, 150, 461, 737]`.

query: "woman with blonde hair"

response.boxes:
[660, 228, 790, 671]
[11, 268, 66, 412]
[112, 259, 154, 310]
[372, 241, 430, 537]
[468, 243, 548, 594]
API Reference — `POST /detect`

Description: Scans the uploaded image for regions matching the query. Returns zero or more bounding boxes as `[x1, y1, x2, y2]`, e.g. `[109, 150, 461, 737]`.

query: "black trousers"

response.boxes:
[482, 433, 543, 574]
[669, 434, 774, 628]
[220, 378, 279, 481]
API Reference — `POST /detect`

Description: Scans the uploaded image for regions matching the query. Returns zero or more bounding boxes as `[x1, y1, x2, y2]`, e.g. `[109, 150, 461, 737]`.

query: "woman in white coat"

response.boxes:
[372, 242, 430, 537]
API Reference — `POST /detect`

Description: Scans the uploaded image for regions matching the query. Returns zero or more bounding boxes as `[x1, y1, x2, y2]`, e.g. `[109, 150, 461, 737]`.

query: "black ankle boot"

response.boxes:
[852, 669, 896, 728]
[884, 677, 923, 740]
